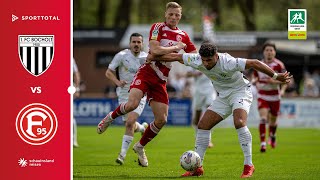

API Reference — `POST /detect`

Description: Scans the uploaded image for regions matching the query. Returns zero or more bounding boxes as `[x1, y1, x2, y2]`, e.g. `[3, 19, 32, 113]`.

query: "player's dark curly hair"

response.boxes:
[199, 41, 218, 57]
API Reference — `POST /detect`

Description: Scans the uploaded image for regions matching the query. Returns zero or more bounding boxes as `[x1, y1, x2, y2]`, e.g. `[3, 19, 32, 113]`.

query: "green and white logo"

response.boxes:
[289, 10, 305, 24]
[288, 9, 307, 40]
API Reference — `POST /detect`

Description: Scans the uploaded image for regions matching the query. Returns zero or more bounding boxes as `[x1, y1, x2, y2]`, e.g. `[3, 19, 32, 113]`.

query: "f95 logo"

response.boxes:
[16, 103, 58, 145]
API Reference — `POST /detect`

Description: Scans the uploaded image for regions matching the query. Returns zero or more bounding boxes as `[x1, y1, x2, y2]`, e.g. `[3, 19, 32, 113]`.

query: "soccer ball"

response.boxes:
[180, 150, 201, 171]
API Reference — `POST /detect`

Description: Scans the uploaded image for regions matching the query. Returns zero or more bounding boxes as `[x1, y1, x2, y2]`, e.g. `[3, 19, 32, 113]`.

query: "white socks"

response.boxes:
[120, 122, 145, 157]
[194, 126, 198, 138]
[195, 126, 252, 167]
[120, 135, 133, 157]
[134, 122, 145, 133]
[73, 118, 78, 146]
[195, 129, 211, 166]
[237, 126, 253, 166]
[194, 127, 212, 142]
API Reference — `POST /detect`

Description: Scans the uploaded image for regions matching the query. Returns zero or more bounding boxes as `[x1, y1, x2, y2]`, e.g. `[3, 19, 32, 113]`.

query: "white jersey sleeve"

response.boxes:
[182, 53, 202, 69]
[223, 53, 247, 72]
[108, 52, 123, 71]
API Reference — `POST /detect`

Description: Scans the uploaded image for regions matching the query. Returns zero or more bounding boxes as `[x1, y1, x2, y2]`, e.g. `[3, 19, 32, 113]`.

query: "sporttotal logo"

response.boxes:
[12, 14, 19, 22]
[16, 103, 58, 145]
[19, 35, 54, 76]
[288, 9, 307, 40]
[11, 14, 60, 22]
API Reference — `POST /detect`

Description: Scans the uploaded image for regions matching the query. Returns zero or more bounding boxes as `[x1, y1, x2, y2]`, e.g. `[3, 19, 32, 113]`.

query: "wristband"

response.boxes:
[272, 73, 278, 80]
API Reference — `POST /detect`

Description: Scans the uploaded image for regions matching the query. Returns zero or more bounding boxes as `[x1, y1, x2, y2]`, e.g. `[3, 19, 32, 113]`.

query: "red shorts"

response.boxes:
[130, 64, 169, 105]
[257, 98, 280, 116]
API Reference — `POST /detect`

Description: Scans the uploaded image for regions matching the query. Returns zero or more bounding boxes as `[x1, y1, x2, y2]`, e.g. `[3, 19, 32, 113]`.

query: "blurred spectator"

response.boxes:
[104, 85, 117, 98]
[302, 78, 319, 97]
[169, 73, 186, 97]
[311, 69, 320, 93]
[166, 81, 177, 98]
[299, 71, 319, 97]
[180, 80, 192, 98]
[299, 71, 310, 95]
[284, 77, 298, 97]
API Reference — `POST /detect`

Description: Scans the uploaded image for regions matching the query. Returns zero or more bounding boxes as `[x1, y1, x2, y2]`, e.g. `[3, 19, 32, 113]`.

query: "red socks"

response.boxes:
[140, 122, 160, 146]
[259, 119, 267, 142]
[111, 103, 127, 119]
[269, 125, 277, 138]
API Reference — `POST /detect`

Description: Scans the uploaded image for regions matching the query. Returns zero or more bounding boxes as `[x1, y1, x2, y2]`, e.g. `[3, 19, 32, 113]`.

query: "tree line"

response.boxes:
[73, 0, 319, 32]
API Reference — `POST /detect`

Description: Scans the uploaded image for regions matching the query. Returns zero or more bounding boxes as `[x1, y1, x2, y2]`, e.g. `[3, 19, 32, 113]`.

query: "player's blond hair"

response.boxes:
[166, 2, 182, 11]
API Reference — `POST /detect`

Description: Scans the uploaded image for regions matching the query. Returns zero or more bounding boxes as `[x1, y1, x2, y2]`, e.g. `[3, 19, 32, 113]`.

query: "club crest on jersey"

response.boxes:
[18, 35, 54, 76]
[135, 79, 141, 85]
[176, 34, 182, 42]
[151, 30, 159, 40]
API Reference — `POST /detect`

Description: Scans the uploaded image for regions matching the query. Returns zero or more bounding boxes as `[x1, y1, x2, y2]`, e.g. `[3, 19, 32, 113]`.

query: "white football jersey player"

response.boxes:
[183, 53, 249, 98]
[108, 49, 147, 119]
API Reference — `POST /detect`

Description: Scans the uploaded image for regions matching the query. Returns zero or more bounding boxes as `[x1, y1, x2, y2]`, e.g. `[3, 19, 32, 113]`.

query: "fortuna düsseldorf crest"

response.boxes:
[18, 35, 54, 76]
[16, 103, 58, 145]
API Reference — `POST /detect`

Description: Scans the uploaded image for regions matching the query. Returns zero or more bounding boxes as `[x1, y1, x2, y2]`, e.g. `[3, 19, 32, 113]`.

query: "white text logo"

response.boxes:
[18, 158, 28, 167]
[12, 14, 19, 22]
[11, 14, 60, 22]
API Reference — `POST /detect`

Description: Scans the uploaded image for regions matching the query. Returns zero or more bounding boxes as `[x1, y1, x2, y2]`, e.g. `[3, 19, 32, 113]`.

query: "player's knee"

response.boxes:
[125, 120, 135, 130]
[269, 120, 277, 126]
[126, 101, 139, 111]
[159, 119, 168, 126]
[259, 112, 268, 120]
[234, 118, 247, 129]
[260, 118, 267, 124]
[197, 123, 204, 130]
[197, 121, 210, 130]
[154, 116, 167, 127]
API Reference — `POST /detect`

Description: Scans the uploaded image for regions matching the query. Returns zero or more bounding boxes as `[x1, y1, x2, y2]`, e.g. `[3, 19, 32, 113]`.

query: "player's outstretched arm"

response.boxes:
[149, 40, 186, 55]
[146, 53, 183, 63]
[245, 59, 292, 84]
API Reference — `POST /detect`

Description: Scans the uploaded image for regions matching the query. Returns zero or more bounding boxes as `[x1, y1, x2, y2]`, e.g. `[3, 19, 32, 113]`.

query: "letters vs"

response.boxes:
[30, 87, 41, 93]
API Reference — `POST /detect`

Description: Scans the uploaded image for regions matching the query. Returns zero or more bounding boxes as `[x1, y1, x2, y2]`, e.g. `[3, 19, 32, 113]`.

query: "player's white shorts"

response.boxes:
[193, 92, 215, 111]
[117, 88, 146, 121]
[207, 85, 253, 119]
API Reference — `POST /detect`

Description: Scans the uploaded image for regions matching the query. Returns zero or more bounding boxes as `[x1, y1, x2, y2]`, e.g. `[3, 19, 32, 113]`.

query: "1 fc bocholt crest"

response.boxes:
[18, 35, 54, 76]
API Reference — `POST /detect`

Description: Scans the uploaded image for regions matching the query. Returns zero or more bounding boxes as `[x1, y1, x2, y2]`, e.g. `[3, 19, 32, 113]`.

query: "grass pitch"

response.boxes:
[73, 126, 320, 179]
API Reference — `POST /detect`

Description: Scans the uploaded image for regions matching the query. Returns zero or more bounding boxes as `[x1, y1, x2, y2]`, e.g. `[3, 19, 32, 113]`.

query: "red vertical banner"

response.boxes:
[0, 0, 71, 179]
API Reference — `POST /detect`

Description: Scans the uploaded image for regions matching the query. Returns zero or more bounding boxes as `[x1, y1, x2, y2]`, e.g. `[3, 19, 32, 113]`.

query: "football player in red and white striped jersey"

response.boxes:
[253, 42, 288, 152]
[96, 2, 197, 167]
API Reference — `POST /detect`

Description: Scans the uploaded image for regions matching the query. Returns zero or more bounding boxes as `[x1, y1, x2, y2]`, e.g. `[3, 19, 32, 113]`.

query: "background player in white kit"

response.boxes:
[186, 68, 216, 148]
[101, 33, 148, 165]
[73, 58, 81, 148]
[147, 42, 292, 178]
